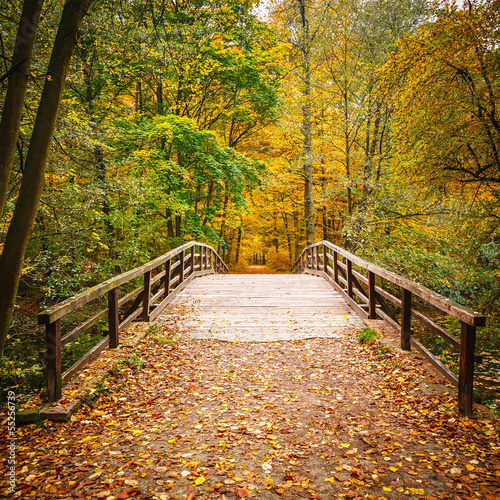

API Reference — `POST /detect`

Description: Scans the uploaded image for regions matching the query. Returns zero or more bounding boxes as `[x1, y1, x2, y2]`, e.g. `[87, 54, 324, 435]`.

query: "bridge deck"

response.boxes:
[160, 274, 364, 342]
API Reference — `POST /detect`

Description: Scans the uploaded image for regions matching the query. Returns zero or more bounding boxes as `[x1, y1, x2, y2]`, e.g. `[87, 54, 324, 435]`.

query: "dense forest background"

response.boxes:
[1, 0, 499, 405]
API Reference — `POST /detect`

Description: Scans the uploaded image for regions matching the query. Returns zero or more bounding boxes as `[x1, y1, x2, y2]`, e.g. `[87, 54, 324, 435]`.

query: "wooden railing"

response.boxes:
[39, 242, 227, 402]
[292, 240, 486, 417]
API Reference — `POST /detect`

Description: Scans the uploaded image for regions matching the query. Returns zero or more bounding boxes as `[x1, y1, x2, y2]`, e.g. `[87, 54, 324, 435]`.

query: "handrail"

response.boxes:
[292, 240, 486, 417]
[39, 242, 228, 402]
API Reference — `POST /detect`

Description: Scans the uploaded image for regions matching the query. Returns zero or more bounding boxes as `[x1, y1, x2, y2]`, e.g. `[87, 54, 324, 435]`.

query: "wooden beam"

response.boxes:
[459, 322, 476, 416]
[45, 320, 61, 403]
[108, 288, 119, 348]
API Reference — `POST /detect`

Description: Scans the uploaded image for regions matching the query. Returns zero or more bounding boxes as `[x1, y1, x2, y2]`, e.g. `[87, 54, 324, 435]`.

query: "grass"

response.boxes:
[357, 327, 379, 345]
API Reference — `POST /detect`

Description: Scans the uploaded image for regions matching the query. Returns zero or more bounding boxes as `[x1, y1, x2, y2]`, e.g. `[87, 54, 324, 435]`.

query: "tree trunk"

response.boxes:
[0, 0, 45, 217]
[0, 0, 94, 357]
[235, 226, 242, 263]
[135, 80, 142, 112]
[95, 145, 117, 260]
[298, 0, 315, 245]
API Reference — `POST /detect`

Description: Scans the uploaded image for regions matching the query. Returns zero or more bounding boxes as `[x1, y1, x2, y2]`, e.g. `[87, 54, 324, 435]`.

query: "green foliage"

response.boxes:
[358, 327, 379, 345]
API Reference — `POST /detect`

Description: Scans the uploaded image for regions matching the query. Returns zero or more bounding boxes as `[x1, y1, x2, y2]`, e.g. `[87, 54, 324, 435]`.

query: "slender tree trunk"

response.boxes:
[95, 146, 117, 260]
[294, 213, 301, 260]
[298, 0, 315, 245]
[0, 0, 94, 356]
[135, 80, 142, 112]
[0, 0, 45, 217]
[166, 208, 175, 238]
[235, 226, 242, 263]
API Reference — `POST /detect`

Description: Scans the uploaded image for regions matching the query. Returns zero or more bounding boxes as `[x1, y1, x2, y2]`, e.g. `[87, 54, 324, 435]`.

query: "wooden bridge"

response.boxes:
[38, 241, 486, 416]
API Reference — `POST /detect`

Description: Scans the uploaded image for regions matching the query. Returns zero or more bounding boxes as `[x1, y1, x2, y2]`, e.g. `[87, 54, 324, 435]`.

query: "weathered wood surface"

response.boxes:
[160, 274, 364, 342]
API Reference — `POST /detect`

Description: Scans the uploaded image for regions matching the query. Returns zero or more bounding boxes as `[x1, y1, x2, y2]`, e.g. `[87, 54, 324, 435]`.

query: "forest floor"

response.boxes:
[1, 320, 500, 500]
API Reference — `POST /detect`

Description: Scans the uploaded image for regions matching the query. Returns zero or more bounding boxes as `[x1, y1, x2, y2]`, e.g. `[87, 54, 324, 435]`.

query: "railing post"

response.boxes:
[142, 270, 151, 321]
[323, 245, 328, 273]
[315, 246, 320, 270]
[198, 246, 203, 271]
[164, 259, 171, 297]
[190, 245, 195, 276]
[179, 250, 185, 284]
[46, 319, 62, 403]
[347, 259, 353, 298]
[401, 288, 411, 350]
[333, 251, 339, 283]
[108, 287, 119, 347]
[368, 271, 376, 319]
[459, 322, 476, 417]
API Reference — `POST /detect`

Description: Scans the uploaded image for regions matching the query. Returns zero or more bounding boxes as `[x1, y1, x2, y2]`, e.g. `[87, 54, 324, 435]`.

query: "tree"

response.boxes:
[380, 0, 500, 191]
[0, 0, 45, 217]
[0, 0, 94, 356]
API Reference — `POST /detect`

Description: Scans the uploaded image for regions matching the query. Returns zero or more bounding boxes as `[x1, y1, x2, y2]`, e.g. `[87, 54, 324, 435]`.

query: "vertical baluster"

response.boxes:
[347, 259, 353, 298]
[459, 322, 476, 417]
[190, 245, 195, 276]
[179, 250, 185, 284]
[401, 288, 411, 351]
[333, 251, 338, 283]
[164, 259, 171, 298]
[109, 287, 119, 346]
[142, 270, 151, 321]
[323, 245, 328, 273]
[45, 319, 61, 403]
[368, 271, 376, 319]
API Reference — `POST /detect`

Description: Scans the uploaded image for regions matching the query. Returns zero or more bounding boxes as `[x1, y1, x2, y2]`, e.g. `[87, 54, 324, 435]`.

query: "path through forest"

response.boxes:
[4, 302, 500, 499]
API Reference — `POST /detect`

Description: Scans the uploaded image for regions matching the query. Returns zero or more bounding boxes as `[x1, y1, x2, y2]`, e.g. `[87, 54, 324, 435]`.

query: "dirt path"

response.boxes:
[2, 324, 500, 499]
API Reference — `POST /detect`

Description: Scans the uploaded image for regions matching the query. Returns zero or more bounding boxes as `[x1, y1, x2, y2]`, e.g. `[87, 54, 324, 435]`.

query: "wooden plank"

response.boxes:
[375, 285, 401, 308]
[167, 273, 365, 342]
[149, 272, 198, 321]
[306, 269, 369, 320]
[410, 337, 458, 387]
[411, 309, 460, 350]
[61, 336, 110, 385]
[61, 308, 108, 348]
[118, 286, 143, 308]
[317, 240, 485, 327]
[352, 269, 368, 285]
[376, 308, 401, 333]
[38, 242, 195, 324]
[119, 308, 142, 332]
[150, 269, 166, 286]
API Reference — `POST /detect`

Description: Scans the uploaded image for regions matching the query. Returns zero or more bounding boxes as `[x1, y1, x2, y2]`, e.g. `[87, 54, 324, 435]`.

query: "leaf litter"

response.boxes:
[1, 318, 500, 500]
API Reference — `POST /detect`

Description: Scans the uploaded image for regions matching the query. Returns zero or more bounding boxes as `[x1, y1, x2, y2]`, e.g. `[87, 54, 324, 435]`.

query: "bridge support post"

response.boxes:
[163, 259, 171, 298]
[45, 319, 62, 403]
[401, 288, 411, 350]
[179, 250, 185, 284]
[368, 271, 376, 319]
[315, 246, 320, 270]
[323, 245, 328, 273]
[190, 246, 195, 276]
[346, 260, 353, 298]
[459, 322, 476, 417]
[333, 251, 338, 283]
[109, 287, 119, 346]
[142, 270, 152, 321]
